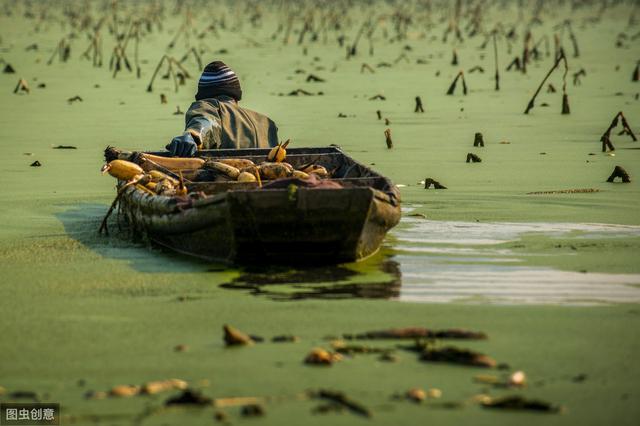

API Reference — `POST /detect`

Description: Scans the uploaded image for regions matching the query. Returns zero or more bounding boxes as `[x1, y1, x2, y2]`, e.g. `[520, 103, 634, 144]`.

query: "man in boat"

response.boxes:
[166, 61, 279, 156]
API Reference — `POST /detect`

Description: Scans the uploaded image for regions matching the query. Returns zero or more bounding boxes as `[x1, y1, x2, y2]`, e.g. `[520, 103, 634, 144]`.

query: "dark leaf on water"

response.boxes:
[481, 395, 561, 413]
[310, 390, 371, 417]
[420, 345, 497, 368]
[165, 389, 212, 406]
[345, 327, 487, 340]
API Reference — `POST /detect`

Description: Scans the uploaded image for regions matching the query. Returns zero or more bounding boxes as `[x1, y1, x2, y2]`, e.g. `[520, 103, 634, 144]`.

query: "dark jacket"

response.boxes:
[184, 96, 279, 149]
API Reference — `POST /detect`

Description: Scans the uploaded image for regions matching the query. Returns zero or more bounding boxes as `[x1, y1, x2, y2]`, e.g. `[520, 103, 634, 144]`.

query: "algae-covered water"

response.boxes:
[1, 1, 639, 425]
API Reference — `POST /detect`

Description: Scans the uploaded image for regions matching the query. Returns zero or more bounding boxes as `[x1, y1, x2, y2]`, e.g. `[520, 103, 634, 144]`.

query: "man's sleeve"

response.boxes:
[184, 101, 222, 149]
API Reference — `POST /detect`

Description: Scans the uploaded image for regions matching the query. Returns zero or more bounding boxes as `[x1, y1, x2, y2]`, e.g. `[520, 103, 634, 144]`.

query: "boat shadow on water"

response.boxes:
[218, 258, 402, 301]
[56, 203, 403, 300]
[55, 203, 215, 273]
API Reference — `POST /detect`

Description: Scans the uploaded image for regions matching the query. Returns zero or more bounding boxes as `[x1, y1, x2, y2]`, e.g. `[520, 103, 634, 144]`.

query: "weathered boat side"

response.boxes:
[116, 147, 401, 264]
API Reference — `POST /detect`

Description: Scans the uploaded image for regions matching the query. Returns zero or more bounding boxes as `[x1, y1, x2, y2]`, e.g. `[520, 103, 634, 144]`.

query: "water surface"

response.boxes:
[389, 215, 640, 305]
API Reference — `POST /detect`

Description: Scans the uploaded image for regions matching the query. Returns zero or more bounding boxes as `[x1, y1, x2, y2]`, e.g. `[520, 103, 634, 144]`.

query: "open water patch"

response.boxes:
[390, 217, 640, 305]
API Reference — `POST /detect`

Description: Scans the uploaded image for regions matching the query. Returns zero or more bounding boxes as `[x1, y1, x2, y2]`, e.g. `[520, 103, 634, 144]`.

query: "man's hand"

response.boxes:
[166, 132, 198, 157]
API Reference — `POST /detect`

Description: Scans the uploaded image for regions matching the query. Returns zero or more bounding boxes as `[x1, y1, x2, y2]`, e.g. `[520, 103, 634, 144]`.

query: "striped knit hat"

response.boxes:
[195, 61, 242, 101]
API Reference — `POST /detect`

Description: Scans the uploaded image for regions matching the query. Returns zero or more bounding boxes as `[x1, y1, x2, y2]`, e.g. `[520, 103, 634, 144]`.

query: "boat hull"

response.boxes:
[113, 147, 401, 264]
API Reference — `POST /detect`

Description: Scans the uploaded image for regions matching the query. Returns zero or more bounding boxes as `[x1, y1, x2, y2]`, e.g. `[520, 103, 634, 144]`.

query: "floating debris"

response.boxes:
[562, 93, 570, 115]
[3, 63, 15, 73]
[214, 396, 264, 408]
[468, 65, 485, 73]
[600, 111, 637, 146]
[288, 88, 314, 96]
[508, 371, 527, 387]
[446, 71, 468, 95]
[13, 78, 29, 94]
[330, 340, 392, 355]
[67, 95, 83, 104]
[249, 334, 265, 342]
[173, 105, 183, 115]
[573, 68, 586, 86]
[272, 335, 299, 343]
[384, 118, 390, 125]
[165, 389, 212, 406]
[223, 324, 254, 346]
[312, 403, 345, 415]
[424, 178, 447, 189]
[427, 388, 442, 399]
[474, 374, 500, 384]
[602, 135, 615, 152]
[109, 385, 140, 397]
[141, 379, 188, 395]
[241, 404, 265, 417]
[384, 128, 393, 149]
[344, 327, 486, 340]
[361, 63, 375, 74]
[369, 94, 386, 100]
[306, 74, 325, 82]
[406, 388, 426, 402]
[7, 391, 38, 401]
[572, 373, 588, 383]
[474, 132, 485, 147]
[376, 110, 382, 120]
[173, 344, 188, 352]
[394, 53, 410, 64]
[524, 49, 569, 114]
[414, 96, 424, 113]
[30, 161, 41, 167]
[146, 54, 187, 93]
[526, 188, 600, 195]
[506, 56, 522, 72]
[160, 93, 167, 104]
[84, 390, 107, 400]
[481, 395, 561, 413]
[305, 348, 342, 365]
[420, 346, 497, 368]
[379, 353, 399, 362]
[52, 145, 77, 149]
[466, 153, 482, 163]
[310, 390, 371, 418]
[47, 37, 71, 65]
[408, 213, 427, 219]
[606, 165, 631, 183]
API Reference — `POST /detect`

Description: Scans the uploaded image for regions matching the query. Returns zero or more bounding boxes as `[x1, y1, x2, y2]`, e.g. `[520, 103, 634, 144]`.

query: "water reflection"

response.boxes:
[220, 259, 402, 301]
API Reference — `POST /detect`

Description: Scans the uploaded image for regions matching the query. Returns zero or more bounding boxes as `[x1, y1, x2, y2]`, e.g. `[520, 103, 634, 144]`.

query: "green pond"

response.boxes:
[0, 1, 639, 425]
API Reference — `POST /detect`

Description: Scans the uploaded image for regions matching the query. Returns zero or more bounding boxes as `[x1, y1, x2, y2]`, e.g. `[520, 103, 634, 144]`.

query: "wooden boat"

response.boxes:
[106, 146, 401, 264]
